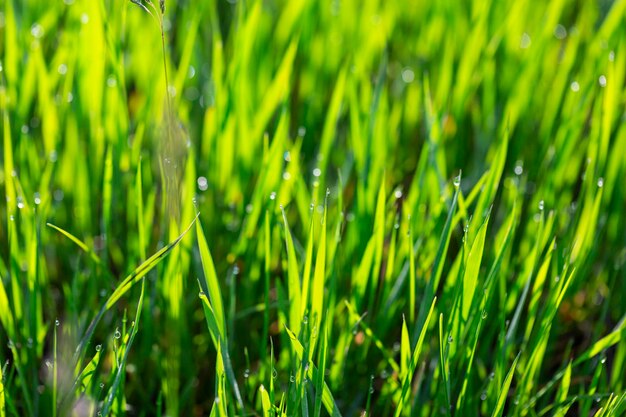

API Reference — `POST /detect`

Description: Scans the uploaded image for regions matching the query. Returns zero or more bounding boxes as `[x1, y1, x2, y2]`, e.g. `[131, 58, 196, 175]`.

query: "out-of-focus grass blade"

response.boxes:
[491, 353, 520, 417]
[0, 272, 15, 341]
[0, 372, 4, 417]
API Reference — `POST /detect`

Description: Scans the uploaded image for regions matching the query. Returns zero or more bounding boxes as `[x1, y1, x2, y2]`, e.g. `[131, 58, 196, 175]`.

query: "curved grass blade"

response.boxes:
[46, 223, 105, 267]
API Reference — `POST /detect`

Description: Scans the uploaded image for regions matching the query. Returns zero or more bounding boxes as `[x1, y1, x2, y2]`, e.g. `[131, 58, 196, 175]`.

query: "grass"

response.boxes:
[0, 0, 625, 416]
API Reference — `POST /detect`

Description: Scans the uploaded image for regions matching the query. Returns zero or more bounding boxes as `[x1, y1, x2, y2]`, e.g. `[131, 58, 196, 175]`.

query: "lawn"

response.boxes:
[0, 0, 625, 416]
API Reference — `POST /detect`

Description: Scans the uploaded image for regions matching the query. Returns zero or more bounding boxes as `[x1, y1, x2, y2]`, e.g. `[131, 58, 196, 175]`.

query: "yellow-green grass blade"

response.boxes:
[197, 219, 226, 341]
[394, 297, 437, 417]
[491, 353, 520, 417]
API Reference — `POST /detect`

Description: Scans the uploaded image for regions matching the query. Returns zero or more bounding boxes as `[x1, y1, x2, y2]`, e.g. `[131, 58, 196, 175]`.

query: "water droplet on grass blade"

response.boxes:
[599, 75, 607, 87]
[570, 81, 580, 92]
[197, 176, 208, 191]
[447, 335, 453, 343]
[55, 319, 60, 326]
[243, 369, 250, 378]
[480, 392, 487, 401]
[269, 191, 276, 200]
[553, 24, 567, 39]
[96, 344, 101, 352]
[313, 168, 321, 177]
[597, 177, 604, 188]
[481, 310, 487, 319]
[272, 368, 277, 378]
[538, 200, 544, 211]
[30, 23, 44, 38]
[401, 68, 415, 83]
[114, 328, 121, 339]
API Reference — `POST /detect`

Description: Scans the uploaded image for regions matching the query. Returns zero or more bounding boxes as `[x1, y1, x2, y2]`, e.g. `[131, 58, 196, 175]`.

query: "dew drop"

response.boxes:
[96, 344, 101, 352]
[369, 386, 375, 394]
[481, 310, 487, 320]
[313, 168, 321, 177]
[447, 335, 453, 344]
[480, 392, 487, 401]
[17, 196, 24, 209]
[114, 328, 121, 339]
[197, 176, 208, 191]
[598, 75, 607, 87]
[401, 68, 415, 83]
[600, 357, 606, 364]
[520, 32, 531, 49]
[283, 151, 291, 162]
[538, 200, 544, 211]
[34, 192, 41, 205]
[55, 319, 60, 327]
[30, 23, 44, 38]
[282, 171, 291, 181]
[514, 164, 523, 176]
[597, 177, 604, 188]
[570, 81, 580, 92]
[269, 191, 276, 200]
[99, 382, 104, 388]
[290, 374, 295, 382]
[272, 368, 277, 379]
[553, 24, 567, 39]
[394, 188, 403, 198]
[243, 369, 250, 378]
[303, 315, 308, 324]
